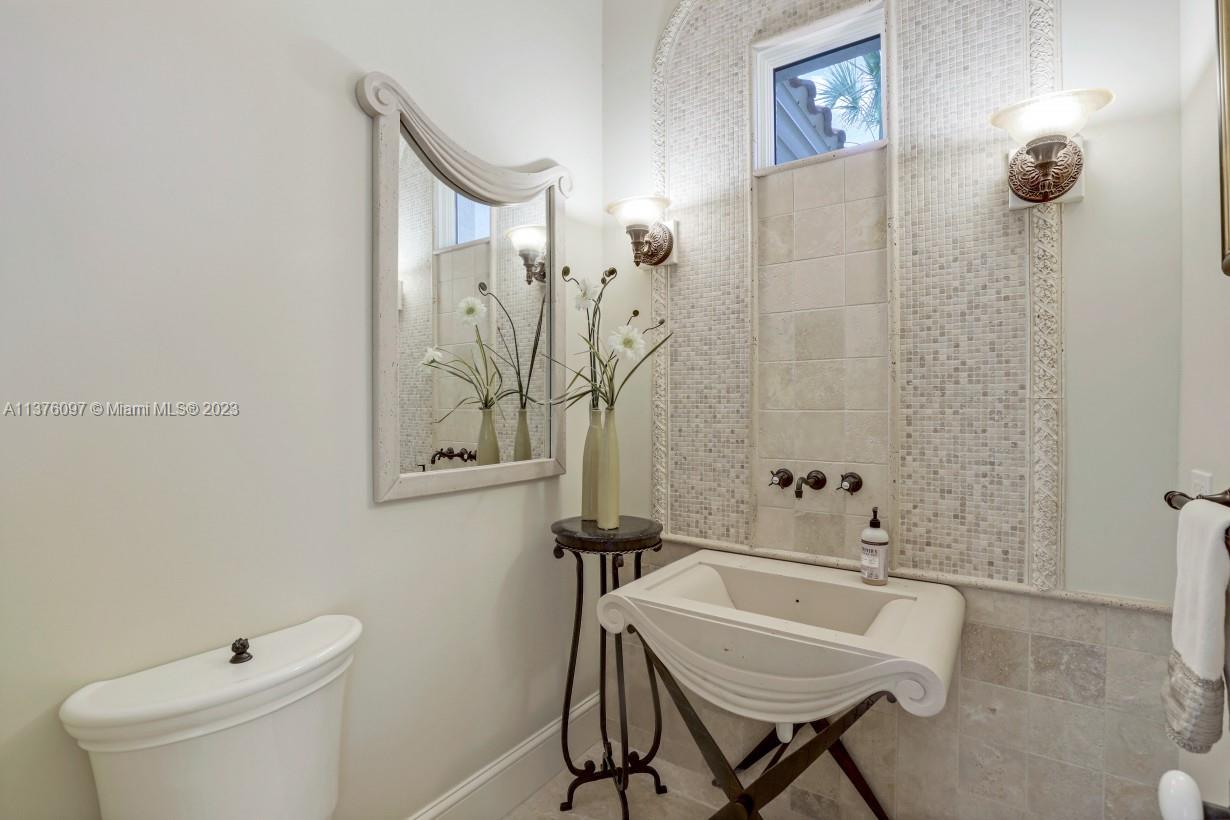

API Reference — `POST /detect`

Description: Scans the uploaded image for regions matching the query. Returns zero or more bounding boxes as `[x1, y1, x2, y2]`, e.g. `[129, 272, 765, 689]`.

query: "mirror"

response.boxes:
[397, 137, 551, 473]
[358, 72, 569, 501]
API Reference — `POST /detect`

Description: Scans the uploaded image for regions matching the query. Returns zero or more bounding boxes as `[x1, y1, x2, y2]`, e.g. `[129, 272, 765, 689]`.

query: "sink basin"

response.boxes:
[597, 549, 964, 724]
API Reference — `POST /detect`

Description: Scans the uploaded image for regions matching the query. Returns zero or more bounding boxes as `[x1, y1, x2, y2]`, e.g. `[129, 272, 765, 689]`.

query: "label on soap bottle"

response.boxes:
[860, 541, 887, 584]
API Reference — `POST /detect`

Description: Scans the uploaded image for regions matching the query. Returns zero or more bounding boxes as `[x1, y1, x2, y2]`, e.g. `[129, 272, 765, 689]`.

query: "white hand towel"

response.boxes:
[1164, 499, 1230, 753]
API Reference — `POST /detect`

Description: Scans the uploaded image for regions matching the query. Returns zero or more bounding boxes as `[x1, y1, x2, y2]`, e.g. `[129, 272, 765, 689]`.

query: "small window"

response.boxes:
[452, 192, 490, 245]
[774, 36, 882, 165]
[754, 3, 885, 169]
[434, 183, 491, 249]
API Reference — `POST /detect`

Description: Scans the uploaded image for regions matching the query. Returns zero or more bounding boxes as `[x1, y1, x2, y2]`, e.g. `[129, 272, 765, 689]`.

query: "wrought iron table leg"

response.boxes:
[555, 545, 668, 815]
[555, 547, 594, 791]
[612, 555, 631, 819]
[598, 557, 614, 771]
[629, 551, 667, 794]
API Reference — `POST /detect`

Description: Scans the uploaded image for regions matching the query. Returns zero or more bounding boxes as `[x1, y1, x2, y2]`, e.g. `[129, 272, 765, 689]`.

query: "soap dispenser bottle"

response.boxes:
[859, 507, 889, 586]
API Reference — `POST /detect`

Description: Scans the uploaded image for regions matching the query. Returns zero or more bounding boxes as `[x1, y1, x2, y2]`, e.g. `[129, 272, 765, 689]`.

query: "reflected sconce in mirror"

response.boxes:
[506, 224, 548, 284]
[607, 195, 675, 267]
[990, 88, 1113, 205]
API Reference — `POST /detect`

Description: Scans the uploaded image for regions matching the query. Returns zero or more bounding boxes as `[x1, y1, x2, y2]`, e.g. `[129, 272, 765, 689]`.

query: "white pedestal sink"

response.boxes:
[597, 549, 965, 725]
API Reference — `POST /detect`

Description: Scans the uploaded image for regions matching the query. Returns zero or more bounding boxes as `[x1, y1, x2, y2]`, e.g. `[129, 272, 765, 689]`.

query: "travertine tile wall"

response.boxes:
[605, 546, 1174, 820]
[753, 148, 891, 560]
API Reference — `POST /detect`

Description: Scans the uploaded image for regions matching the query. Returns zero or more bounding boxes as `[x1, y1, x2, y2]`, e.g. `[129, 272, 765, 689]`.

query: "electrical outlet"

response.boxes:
[1192, 469, 1214, 497]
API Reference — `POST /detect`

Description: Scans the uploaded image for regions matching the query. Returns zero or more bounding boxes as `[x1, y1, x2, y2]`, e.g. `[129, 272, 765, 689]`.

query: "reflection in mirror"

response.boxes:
[396, 133, 551, 473]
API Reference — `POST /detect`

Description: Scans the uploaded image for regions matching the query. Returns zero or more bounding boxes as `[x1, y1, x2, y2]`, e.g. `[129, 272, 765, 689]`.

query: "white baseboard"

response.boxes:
[406, 692, 599, 820]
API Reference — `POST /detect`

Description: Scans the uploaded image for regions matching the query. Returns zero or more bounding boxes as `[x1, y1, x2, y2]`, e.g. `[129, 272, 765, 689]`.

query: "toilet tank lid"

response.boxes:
[60, 614, 362, 731]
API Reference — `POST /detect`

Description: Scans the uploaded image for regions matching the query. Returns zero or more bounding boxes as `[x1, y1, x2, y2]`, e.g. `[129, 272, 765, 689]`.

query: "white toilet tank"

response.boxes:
[60, 614, 362, 820]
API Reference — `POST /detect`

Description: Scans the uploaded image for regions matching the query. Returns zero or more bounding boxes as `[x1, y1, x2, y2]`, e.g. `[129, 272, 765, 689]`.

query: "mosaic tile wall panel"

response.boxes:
[893, 0, 1030, 582]
[656, 0, 864, 544]
[652, 0, 1043, 583]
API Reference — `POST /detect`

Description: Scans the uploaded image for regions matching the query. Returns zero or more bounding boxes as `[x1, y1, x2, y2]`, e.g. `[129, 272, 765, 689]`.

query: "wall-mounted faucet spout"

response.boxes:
[794, 470, 827, 498]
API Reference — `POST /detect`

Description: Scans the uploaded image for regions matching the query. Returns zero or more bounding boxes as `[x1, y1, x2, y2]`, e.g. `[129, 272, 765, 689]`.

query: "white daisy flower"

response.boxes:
[573, 278, 600, 311]
[421, 347, 445, 366]
[457, 296, 487, 326]
[607, 325, 646, 362]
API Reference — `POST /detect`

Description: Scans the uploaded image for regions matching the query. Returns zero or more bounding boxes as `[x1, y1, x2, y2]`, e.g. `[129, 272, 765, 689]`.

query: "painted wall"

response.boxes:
[1062, 0, 1183, 603]
[1177, 0, 1230, 801]
[1178, 0, 1230, 502]
[599, 0, 679, 502]
[0, 1, 635, 818]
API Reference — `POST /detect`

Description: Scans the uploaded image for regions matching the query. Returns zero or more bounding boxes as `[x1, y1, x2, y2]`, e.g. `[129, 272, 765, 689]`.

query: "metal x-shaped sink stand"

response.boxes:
[642, 644, 892, 820]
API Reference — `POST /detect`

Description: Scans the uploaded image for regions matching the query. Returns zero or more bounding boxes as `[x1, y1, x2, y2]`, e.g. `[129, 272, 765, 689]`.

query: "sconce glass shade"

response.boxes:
[505, 224, 547, 254]
[606, 195, 670, 229]
[990, 88, 1113, 144]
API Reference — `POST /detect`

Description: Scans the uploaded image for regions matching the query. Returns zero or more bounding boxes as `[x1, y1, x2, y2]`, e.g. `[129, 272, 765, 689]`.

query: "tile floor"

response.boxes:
[505, 738, 861, 820]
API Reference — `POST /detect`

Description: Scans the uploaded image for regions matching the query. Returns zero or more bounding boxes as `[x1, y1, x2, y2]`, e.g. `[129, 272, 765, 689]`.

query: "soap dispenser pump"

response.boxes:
[860, 507, 889, 586]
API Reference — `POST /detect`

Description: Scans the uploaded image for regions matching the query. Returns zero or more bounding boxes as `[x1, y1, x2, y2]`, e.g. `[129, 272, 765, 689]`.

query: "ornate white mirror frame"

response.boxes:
[356, 72, 571, 502]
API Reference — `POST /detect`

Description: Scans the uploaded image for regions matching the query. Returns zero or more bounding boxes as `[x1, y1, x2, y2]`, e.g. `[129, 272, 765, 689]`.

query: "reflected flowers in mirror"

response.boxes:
[421, 299, 516, 421]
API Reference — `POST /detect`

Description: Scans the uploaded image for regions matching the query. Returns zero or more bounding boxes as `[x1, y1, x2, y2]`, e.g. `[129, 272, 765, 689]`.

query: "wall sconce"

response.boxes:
[990, 88, 1113, 204]
[506, 224, 548, 285]
[607, 195, 675, 267]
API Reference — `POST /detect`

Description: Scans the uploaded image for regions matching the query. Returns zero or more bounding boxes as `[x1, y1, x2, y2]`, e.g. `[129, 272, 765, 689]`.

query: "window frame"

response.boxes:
[751, 0, 886, 171]
[432, 182, 493, 250]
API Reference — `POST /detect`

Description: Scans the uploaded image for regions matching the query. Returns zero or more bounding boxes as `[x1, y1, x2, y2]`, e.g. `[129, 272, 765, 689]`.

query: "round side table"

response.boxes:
[551, 516, 668, 819]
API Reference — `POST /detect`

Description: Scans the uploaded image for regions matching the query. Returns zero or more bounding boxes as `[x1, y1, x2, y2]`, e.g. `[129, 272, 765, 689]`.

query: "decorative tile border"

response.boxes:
[1027, 0, 1063, 590]
[647, 0, 699, 531]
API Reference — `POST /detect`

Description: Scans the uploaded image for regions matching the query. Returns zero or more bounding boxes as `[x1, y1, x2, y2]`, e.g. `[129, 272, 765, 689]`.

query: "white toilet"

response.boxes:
[60, 614, 362, 820]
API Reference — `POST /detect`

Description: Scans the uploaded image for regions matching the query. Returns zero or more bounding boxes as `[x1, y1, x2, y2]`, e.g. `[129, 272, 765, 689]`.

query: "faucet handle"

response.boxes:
[769, 468, 793, 489]
[837, 472, 863, 494]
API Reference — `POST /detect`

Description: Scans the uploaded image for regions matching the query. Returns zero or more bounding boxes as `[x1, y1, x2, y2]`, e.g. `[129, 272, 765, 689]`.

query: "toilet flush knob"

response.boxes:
[229, 638, 252, 664]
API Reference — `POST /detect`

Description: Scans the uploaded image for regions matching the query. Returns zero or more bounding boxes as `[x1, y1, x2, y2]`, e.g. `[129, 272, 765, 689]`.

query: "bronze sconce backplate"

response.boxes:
[627, 223, 674, 267]
[1007, 136, 1084, 204]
